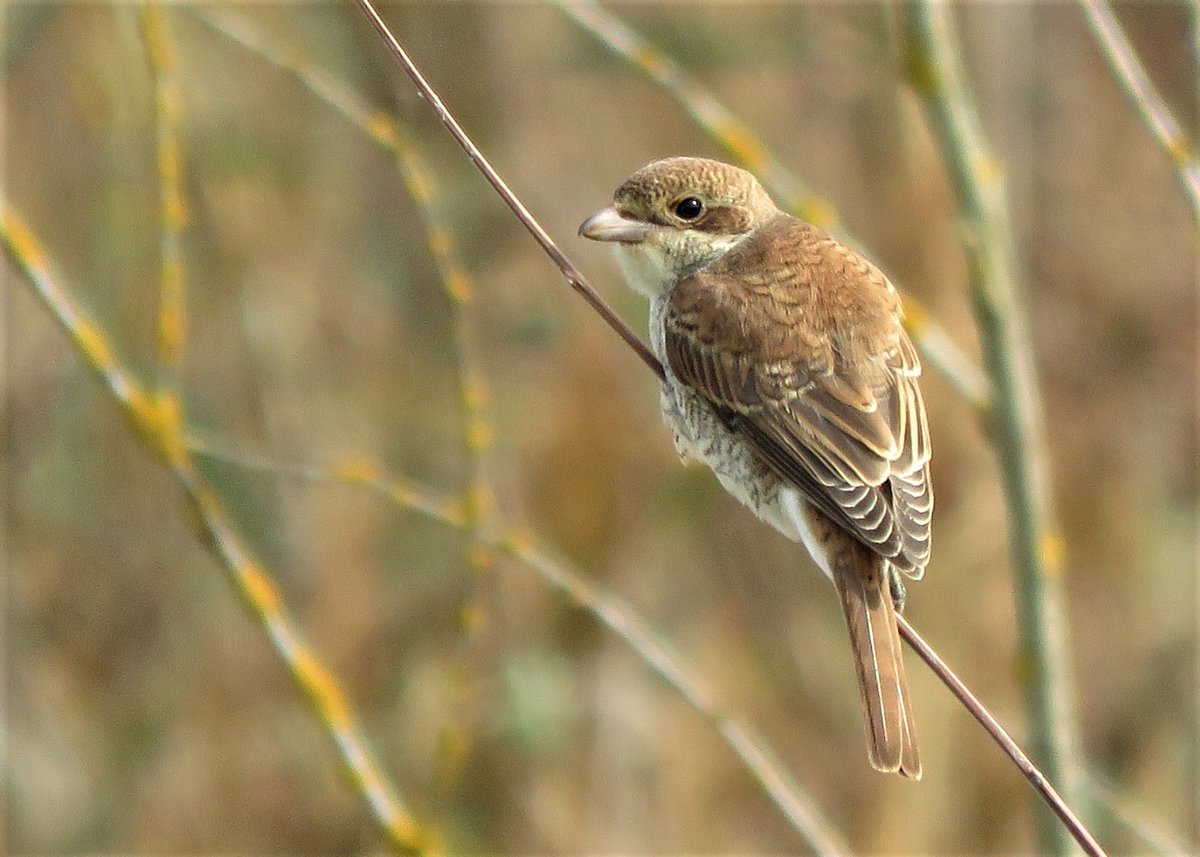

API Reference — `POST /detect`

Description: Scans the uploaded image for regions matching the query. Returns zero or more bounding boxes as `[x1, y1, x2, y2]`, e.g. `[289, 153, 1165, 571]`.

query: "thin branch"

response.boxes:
[187, 431, 469, 529]
[554, 0, 827, 225]
[354, 0, 662, 382]
[353, 3, 1107, 855]
[1079, 0, 1200, 225]
[903, 3, 1084, 853]
[498, 537, 850, 857]
[190, 5, 505, 471]
[897, 617, 1104, 857]
[190, 10, 503, 719]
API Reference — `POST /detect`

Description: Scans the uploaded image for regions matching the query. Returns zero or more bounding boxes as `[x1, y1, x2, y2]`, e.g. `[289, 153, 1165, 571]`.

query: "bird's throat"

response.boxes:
[612, 243, 676, 299]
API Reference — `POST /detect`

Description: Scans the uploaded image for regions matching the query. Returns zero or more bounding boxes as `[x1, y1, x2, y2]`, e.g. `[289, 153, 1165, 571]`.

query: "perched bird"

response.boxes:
[579, 157, 932, 778]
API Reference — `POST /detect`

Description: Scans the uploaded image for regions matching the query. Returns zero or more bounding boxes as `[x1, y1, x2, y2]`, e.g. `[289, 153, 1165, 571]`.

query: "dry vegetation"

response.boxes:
[5, 3, 1196, 853]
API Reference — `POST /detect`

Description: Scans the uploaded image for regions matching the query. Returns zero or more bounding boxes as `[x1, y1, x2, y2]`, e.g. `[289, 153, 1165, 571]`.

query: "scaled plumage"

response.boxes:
[581, 157, 933, 777]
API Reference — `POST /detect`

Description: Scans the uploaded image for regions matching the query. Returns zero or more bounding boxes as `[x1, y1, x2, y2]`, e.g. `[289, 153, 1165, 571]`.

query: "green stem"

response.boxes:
[903, 4, 1083, 853]
[1078, 0, 1200, 226]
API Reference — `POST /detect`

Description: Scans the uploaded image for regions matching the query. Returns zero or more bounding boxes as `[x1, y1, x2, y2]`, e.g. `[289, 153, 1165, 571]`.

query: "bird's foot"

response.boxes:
[888, 567, 907, 614]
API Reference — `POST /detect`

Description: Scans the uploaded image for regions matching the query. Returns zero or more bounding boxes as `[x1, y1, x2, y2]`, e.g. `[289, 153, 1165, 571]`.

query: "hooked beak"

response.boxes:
[578, 206, 651, 244]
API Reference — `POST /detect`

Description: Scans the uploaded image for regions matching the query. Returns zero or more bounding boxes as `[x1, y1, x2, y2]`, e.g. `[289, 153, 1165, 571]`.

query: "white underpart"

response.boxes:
[784, 488, 835, 582]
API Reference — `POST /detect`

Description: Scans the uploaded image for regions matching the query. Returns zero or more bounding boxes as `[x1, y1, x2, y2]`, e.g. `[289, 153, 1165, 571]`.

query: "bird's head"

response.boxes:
[579, 157, 780, 297]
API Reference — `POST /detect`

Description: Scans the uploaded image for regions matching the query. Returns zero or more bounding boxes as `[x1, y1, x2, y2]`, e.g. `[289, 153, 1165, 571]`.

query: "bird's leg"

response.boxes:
[888, 566, 907, 613]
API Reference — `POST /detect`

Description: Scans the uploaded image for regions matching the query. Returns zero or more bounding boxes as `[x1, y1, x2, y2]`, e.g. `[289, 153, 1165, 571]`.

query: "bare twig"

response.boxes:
[554, 0, 825, 224]
[189, 12, 846, 849]
[1079, 0, 1200, 224]
[903, 3, 1084, 853]
[897, 617, 1105, 857]
[354, 2, 1107, 855]
[498, 537, 849, 857]
[354, 0, 662, 382]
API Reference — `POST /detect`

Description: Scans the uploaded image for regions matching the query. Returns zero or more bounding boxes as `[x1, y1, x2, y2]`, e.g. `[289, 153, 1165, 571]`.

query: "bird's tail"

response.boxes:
[831, 551, 921, 779]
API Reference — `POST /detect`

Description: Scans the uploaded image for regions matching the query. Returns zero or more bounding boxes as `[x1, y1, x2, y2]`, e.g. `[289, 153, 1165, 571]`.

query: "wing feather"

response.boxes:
[663, 218, 932, 574]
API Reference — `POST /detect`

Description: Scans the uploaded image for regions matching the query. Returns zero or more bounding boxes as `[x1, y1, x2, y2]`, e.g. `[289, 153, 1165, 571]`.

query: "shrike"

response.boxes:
[580, 157, 932, 778]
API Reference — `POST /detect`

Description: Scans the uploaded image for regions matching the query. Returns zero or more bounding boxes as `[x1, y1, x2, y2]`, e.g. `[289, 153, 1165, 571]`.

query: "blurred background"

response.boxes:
[5, 3, 1195, 853]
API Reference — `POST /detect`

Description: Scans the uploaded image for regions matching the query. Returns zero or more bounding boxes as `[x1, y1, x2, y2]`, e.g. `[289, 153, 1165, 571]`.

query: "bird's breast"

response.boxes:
[650, 294, 800, 541]
[659, 378, 802, 541]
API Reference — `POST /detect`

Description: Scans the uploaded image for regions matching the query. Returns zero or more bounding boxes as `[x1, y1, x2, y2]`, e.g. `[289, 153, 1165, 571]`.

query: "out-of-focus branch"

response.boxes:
[902, 3, 1083, 854]
[189, 6, 495, 534]
[555, 0, 827, 224]
[141, 4, 189, 397]
[1078, 0, 1200, 225]
[1084, 775, 1198, 855]
[188, 434, 851, 857]
[0, 208, 436, 856]
[189, 10, 844, 850]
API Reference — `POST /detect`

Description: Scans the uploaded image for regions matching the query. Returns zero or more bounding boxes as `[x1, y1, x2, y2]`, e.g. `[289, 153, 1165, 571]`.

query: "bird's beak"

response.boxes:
[578, 206, 651, 244]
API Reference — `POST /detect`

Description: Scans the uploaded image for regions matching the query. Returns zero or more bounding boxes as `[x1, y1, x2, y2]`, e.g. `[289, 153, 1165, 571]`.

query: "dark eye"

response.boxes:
[673, 196, 704, 221]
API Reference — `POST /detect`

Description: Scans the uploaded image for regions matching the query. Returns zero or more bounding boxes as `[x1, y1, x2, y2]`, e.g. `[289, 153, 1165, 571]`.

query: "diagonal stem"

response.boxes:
[0, 206, 436, 856]
[897, 617, 1104, 857]
[1078, 0, 1200, 224]
[354, 0, 662, 382]
[354, 2, 1104, 853]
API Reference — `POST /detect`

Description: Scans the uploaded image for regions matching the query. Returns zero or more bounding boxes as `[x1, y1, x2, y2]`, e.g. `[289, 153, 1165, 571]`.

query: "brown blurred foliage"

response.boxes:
[5, 3, 1196, 853]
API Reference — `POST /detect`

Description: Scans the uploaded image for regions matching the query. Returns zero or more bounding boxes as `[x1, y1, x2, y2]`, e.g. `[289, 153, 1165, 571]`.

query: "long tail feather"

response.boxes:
[832, 554, 921, 779]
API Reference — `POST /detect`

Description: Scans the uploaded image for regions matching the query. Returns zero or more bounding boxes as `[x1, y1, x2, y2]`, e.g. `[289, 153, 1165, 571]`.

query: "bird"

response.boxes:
[579, 157, 932, 778]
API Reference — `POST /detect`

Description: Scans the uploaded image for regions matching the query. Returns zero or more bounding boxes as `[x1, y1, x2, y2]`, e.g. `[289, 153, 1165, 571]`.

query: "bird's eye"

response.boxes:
[672, 196, 705, 221]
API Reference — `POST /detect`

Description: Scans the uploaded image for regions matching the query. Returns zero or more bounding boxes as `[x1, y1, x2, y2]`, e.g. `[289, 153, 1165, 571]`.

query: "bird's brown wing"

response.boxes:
[662, 222, 932, 575]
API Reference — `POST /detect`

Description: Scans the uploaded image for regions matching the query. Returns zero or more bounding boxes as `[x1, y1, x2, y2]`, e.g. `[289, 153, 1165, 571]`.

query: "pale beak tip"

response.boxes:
[578, 206, 648, 244]
[578, 208, 609, 240]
